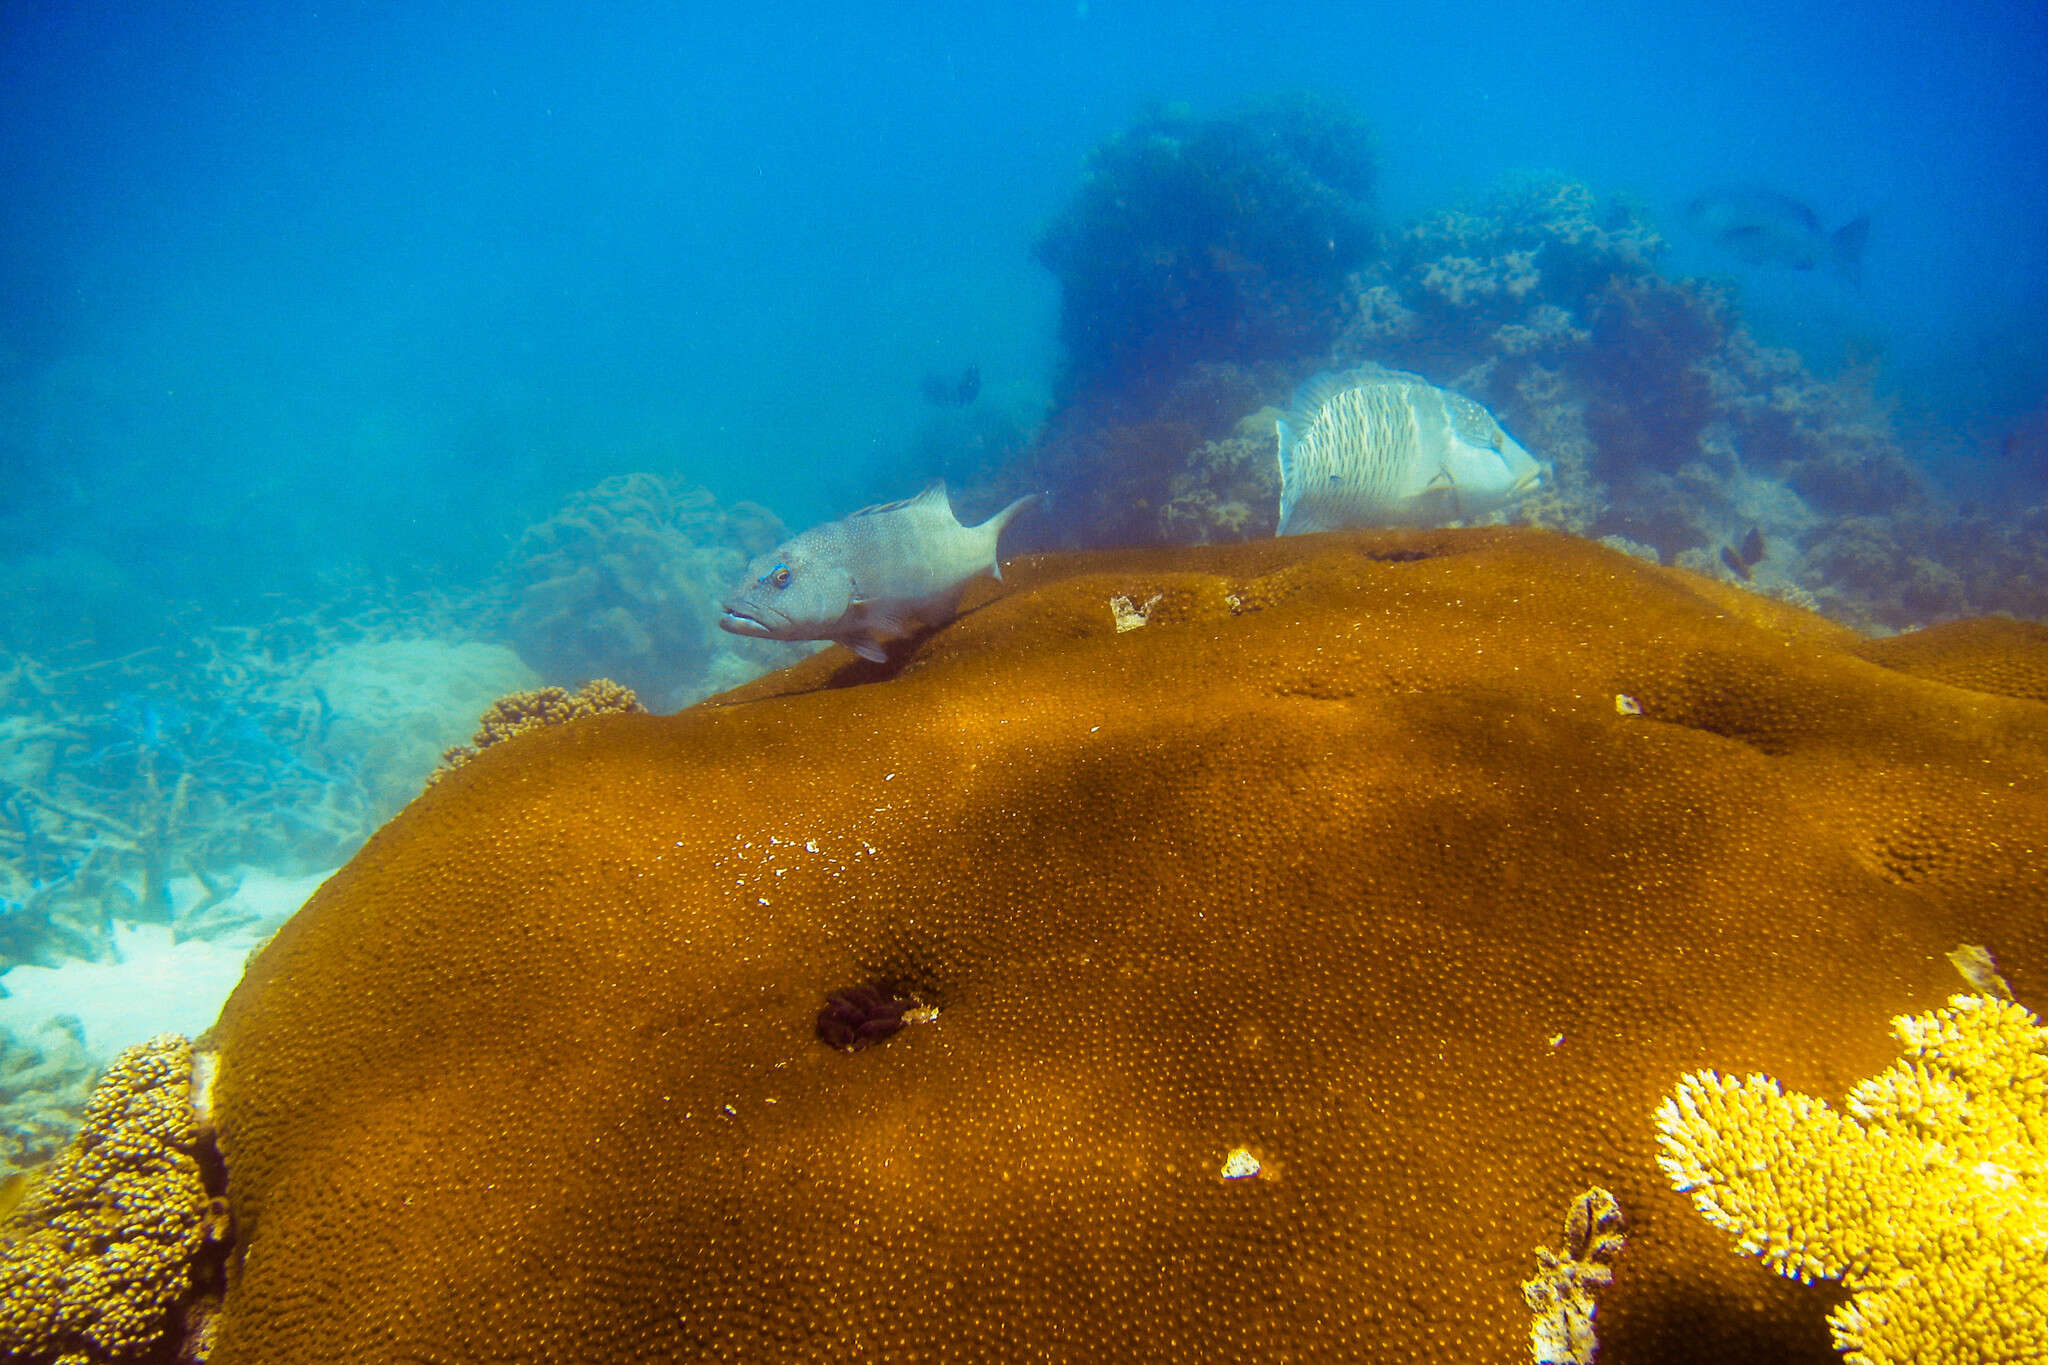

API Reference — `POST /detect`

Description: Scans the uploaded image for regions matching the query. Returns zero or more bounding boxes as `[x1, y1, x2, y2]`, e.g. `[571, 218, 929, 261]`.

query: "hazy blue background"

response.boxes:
[3, 0, 2043, 624]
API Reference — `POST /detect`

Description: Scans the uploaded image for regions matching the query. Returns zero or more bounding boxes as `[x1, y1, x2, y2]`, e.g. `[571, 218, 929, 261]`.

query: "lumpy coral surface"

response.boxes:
[208, 529, 2047, 1363]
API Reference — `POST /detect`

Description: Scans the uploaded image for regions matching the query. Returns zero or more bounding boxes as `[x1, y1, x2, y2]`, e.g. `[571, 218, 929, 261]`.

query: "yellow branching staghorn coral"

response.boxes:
[0, 1034, 211, 1364]
[1656, 993, 2048, 1364]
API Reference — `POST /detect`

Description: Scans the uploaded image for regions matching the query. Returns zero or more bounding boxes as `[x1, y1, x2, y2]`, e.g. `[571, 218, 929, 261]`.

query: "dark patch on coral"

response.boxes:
[1363, 548, 1433, 564]
[170, 1124, 236, 1365]
[816, 983, 928, 1052]
[1605, 1274, 1844, 1364]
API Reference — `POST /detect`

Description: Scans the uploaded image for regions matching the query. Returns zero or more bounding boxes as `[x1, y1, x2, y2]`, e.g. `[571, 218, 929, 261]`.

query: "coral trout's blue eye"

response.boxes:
[762, 563, 793, 590]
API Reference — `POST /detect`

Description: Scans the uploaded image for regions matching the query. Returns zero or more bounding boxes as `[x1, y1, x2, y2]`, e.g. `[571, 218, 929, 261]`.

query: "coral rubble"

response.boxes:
[205, 530, 2045, 1362]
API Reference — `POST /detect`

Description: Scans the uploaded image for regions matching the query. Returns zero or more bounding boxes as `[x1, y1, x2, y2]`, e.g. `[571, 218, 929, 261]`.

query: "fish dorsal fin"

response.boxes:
[1284, 364, 1426, 427]
[850, 482, 951, 521]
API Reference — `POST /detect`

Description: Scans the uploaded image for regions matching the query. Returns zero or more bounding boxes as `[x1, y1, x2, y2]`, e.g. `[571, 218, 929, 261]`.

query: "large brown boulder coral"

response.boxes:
[207, 529, 2046, 1362]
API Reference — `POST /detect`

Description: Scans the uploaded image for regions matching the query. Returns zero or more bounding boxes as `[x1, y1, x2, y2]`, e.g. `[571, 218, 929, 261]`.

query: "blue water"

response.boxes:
[1, 0, 2045, 621]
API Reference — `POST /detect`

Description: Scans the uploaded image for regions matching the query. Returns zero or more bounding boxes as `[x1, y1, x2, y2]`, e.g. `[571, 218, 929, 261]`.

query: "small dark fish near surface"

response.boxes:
[1686, 190, 1870, 283]
[920, 363, 981, 407]
[1719, 526, 1767, 581]
[719, 483, 1035, 662]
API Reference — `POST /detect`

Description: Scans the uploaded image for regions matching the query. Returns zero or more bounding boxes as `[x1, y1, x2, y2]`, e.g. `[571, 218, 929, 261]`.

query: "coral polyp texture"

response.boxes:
[206, 530, 2047, 1363]
[0, 1034, 210, 1364]
[1656, 993, 2047, 1364]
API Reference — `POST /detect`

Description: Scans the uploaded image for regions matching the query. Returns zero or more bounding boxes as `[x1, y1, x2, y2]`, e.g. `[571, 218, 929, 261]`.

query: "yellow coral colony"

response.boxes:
[0, 1035, 212, 1365]
[1655, 993, 2048, 1364]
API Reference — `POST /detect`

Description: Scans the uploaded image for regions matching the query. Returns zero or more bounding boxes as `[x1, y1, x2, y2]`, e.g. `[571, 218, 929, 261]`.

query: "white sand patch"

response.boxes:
[283, 637, 540, 815]
[0, 867, 331, 1063]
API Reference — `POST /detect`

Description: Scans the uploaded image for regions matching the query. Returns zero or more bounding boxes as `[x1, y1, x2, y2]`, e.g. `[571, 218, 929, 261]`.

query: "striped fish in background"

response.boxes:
[1276, 364, 1544, 534]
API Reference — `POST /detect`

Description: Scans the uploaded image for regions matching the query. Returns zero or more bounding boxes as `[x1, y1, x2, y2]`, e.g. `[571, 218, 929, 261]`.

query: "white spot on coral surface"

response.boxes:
[190, 1050, 220, 1124]
[1219, 1146, 1262, 1180]
[1110, 593, 1164, 632]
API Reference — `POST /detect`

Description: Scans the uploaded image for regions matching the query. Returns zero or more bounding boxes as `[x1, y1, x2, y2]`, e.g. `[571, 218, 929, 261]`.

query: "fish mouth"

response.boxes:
[719, 609, 776, 638]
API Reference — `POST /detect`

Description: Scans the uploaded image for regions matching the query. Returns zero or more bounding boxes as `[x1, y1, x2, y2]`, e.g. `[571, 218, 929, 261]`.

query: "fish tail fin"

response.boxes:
[1831, 214, 1871, 287]
[1276, 416, 1300, 536]
[977, 492, 1040, 580]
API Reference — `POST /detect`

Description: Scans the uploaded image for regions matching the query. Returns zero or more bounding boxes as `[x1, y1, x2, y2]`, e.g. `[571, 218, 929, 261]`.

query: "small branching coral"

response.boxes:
[1521, 1186, 1626, 1365]
[1655, 993, 2047, 1364]
[431, 678, 643, 781]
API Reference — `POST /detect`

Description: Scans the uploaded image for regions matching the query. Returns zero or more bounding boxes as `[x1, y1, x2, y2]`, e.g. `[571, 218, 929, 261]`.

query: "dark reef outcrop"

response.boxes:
[1035, 96, 1377, 407]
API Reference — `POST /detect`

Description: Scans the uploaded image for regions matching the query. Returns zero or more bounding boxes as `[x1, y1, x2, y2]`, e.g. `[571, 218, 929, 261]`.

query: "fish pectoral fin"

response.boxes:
[846, 637, 890, 664]
[856, 600, 917, 642]
[1414, 472, 1460, 521]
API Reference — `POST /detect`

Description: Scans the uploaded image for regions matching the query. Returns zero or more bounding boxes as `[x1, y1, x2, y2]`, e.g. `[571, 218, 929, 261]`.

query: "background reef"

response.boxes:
[1033, 95, 1377, 406]
[989, 111, 2048, 634]
[0, 476, 806, 1174]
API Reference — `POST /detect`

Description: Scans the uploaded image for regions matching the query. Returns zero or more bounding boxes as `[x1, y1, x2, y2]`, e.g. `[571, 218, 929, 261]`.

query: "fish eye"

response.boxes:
[762, 563, 793, 590]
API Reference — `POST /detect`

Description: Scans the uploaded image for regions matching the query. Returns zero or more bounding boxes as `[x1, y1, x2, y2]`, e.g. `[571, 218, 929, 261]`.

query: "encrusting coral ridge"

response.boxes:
[1656, 993, 2048, 1364]
[205, 529, 2046, 1362]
